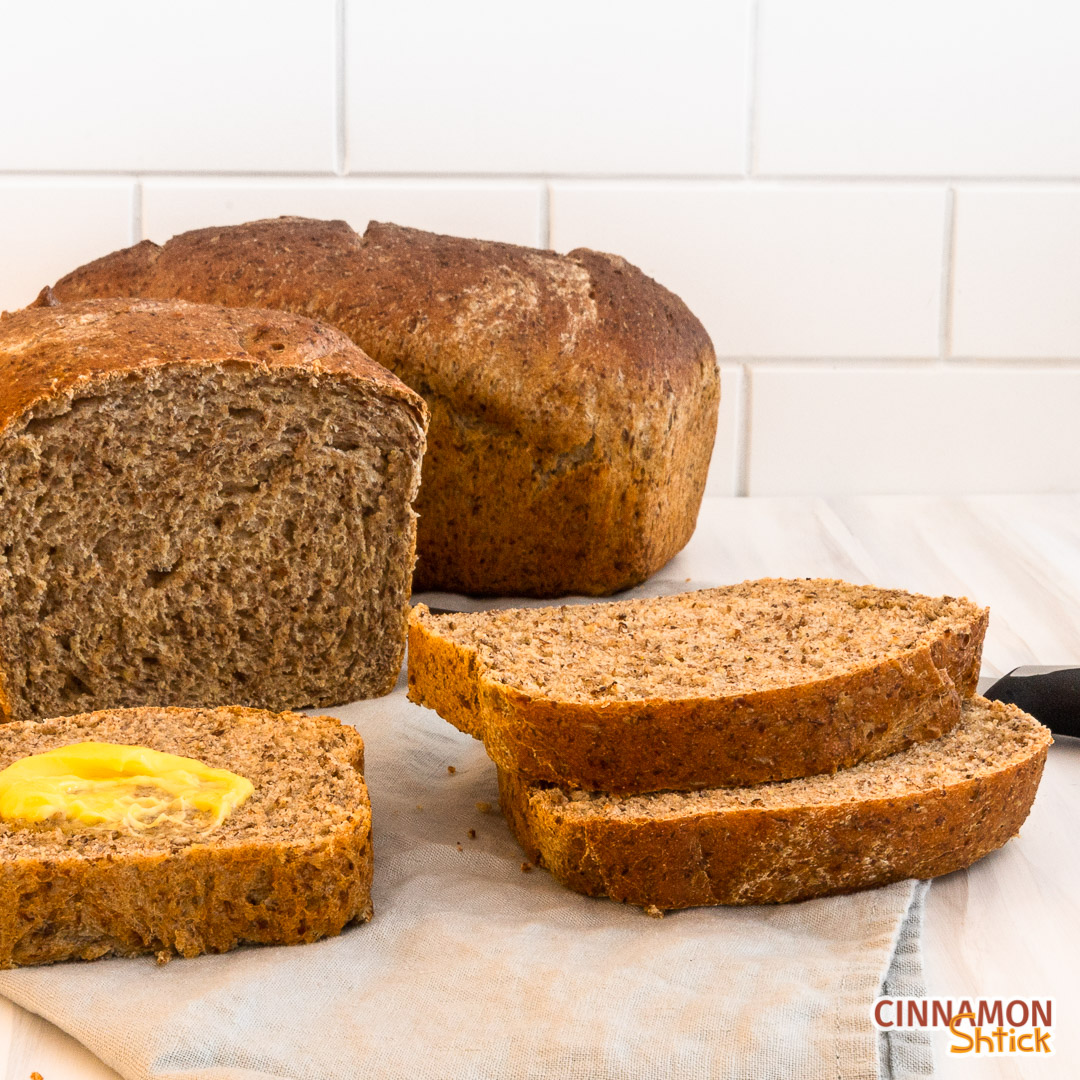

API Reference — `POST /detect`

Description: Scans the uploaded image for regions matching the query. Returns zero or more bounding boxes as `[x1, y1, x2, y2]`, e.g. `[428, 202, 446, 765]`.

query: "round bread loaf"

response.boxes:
[48, 218, 720, 597]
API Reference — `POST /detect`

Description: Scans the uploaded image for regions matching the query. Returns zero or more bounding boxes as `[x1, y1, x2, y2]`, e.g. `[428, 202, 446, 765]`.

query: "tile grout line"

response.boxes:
[6, 169, 1080, 185]
[334, 0, 347, 176]
[936, 357, 1080, 368]
[939, 185, 957, 363]
[716, 356, 941, 367]
[743, 0, 762, 178]
[714, 356, 1080, 369]
[735, 364, 752, 496]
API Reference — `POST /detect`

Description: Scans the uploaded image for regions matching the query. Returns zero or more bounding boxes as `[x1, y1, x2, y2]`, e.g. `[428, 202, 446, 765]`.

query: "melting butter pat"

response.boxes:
[0, 742, 253, 833]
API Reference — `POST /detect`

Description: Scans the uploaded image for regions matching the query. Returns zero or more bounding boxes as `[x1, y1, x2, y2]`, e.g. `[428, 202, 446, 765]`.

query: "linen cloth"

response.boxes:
[0, 578, 934, 1079]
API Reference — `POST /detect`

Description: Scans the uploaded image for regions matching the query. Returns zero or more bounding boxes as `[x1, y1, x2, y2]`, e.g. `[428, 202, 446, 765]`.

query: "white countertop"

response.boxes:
[2, 494, 1078, 1079]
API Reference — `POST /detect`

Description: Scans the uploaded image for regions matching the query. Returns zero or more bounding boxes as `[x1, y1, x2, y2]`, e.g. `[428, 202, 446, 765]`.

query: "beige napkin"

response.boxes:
[0, 580, 934, 1079]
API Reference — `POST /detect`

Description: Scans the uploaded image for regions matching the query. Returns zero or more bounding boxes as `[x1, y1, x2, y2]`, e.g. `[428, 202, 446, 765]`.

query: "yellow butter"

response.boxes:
[0, 742, 253, 833]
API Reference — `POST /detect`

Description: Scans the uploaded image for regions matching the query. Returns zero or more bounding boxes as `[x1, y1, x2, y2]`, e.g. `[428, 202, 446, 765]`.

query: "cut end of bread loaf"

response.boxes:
[407, 579, 988, 793]
[499, 696, 1051, 909]
[0, 298, 428, 722]
[0, 705, 373, 966]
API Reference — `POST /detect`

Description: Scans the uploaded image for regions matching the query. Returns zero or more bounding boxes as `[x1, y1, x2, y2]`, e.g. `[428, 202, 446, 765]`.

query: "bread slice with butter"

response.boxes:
[0, 705, 372, 967]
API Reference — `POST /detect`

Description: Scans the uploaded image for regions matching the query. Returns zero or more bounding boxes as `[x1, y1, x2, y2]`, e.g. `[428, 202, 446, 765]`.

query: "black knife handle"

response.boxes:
[982, 666, 1080, 738]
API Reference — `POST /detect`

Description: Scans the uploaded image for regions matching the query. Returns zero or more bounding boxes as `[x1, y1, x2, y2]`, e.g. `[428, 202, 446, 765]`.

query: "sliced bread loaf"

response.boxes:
[499, 696, 1051, 909]
[407, 579, 988, 794]
[47, 217, 720, 598]
[0, 297, 428, 722]
[0, 705, 372, 966]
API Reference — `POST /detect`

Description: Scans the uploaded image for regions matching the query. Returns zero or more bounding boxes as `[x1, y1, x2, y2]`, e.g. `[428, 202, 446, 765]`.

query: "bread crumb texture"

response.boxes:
[0, 705, 373, 967]
[418, 579, 980, 701]
[408, 579, 988, 793]
[0, 297, 427, 722]
[499, 697, 1051, 909]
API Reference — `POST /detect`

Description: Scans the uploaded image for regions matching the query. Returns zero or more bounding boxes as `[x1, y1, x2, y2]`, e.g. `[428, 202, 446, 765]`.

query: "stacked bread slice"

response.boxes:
[408, 578, 1052, 909]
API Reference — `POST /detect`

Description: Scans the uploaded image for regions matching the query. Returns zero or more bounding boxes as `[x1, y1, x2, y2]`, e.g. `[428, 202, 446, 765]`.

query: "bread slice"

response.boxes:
[408, 579, 988, 794]
[47, 217, 720, 598]
[0, 297, 428, 722]
[0, 705, 372, 966]
[499, 697, 1051, 909]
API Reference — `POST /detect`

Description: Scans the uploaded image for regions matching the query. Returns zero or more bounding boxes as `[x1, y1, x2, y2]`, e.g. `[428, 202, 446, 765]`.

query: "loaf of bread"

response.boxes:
[0, 706, 372, 966]
[0, 297, 427, 722]
[47, 217, 720, 597]
[499, 697, 1051, 909]
[407, 579, 988, 793]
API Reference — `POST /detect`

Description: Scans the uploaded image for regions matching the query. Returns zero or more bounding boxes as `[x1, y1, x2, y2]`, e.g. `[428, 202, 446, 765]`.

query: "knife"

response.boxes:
[979, 666, 1080, 738]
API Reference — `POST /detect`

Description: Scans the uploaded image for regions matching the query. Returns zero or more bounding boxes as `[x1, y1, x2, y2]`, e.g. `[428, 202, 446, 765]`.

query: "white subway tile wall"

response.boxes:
[952, 188, 1080, 359]
[1, 1, 1077, 496]
[747, 367, 1080, 496]
[549, 183, 946, 359]
[346, 0, 752, 176]
[708, 366, 746, 497]
[0, 2, 338, 174]
[755, 1, 1080, 177]
[0, 181, 135, 312]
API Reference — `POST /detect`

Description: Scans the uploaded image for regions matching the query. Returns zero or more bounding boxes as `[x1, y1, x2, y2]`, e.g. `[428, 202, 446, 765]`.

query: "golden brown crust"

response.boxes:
[0, 294, 427, 438]
[0, 705, 373, 967]
[0, 820, 373, 966]
[50, 217, 719, 597]
[0, 297, 428, 722]
[498, 701, 1051, 909]
[407, 593, 989, 794]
